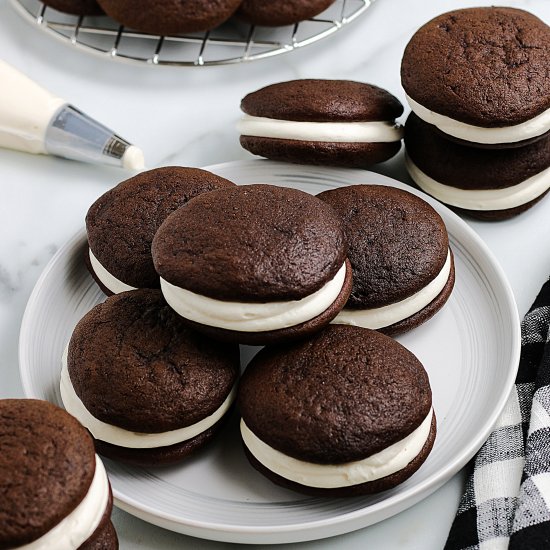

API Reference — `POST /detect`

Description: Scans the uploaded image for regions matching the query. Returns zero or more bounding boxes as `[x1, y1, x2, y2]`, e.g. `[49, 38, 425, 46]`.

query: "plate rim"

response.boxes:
[18, 160, 521, 543]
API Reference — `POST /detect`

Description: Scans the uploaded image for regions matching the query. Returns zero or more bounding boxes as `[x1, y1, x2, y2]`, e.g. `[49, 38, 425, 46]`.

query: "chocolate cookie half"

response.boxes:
[401, 7, 550, 147]
[86, 166, 234, 295]
[238, 325, 436, 496]
[0, 399, 117, 549]
[239, 80, 404, 168]
[318, 184, 454, 334]
[237, 0, 336, 27]
[405, 113, 550, 219]
[152, 184, 353, 345]
[60, 289, 239, 466]
[96, 0, 241, 35]
[42, 0, 103, 15]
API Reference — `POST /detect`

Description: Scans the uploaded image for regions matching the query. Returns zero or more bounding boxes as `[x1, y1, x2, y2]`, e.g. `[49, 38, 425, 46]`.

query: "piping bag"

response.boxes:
[0, 60, 145, 170]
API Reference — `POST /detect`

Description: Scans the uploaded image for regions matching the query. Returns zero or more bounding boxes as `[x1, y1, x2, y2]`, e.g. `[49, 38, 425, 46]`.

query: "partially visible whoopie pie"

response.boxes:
[318, 184, 454, 334]
[239, 80, 404, 168]
[60, 289, 239, 466]
[0, 399, 117, 549]
[238, 325, 436, 496]
[95, 0, 242, 35]
[86, 166, 234, 295]
[42, 0, 103, 15]
[237, 0, 336, 27]
[401, 7, 550, 148]
[405, 113, 550, 220]
[152, 184, 353, 345]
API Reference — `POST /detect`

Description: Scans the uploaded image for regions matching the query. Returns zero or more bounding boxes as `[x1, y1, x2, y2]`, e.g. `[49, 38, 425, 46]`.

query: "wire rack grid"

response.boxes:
[11, 0, 374, 67]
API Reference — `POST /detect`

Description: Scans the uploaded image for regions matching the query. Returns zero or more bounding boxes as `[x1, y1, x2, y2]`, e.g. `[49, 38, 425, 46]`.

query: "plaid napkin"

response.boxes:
[445, 279, 550, 550]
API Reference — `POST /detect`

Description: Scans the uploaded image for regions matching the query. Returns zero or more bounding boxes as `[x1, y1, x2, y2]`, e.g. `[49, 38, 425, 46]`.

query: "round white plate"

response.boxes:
[19, 160, 520, 544]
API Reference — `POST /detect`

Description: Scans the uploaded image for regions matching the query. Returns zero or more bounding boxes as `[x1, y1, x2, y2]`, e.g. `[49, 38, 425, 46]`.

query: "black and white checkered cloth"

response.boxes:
[446, 279, 550, 550]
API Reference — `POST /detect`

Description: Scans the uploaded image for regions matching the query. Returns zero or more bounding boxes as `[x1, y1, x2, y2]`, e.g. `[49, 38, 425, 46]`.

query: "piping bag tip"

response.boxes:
[121, 145, 145, 171]
[45, 104, 145, 170]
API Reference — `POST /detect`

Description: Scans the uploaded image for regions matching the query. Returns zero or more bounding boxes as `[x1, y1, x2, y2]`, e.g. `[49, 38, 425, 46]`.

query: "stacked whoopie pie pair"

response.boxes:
[41, 0, 339, 33]
[70, 163, 454, 497]
[402, 7, 550, 220]
[238, 79, 405, 168]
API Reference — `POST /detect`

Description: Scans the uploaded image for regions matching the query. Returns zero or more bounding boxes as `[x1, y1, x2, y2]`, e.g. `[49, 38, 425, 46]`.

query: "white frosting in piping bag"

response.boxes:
[0, 59, 65, 154]
[0, 60, 145, 168]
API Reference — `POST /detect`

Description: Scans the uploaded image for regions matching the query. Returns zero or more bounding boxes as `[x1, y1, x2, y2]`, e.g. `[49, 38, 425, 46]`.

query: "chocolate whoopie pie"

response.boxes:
[42, 0, 103, 15]
[96, 0, 241, 35]
[237, 0, 336, 26]
[86, 166, 234, 295]
[238, 325, 436, 496]
[239, 80, 404, 168]
[401, 7, 550, 148]
[405, 113, 550, 220]
[60, 289, 239, 466]
[152, 184, 353, 345]
[318, 184, 454, 334]
[0, 399, 117, 549]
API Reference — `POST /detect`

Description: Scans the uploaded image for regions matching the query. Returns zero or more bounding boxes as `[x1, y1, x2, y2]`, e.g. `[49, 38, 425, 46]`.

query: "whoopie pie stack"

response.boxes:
[402, 7, 550, 219]
[73, 148, 450, 494]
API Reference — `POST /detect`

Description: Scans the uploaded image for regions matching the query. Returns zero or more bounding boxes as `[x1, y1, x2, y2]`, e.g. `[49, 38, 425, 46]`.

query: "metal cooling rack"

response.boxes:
[11, 0, 374, 66]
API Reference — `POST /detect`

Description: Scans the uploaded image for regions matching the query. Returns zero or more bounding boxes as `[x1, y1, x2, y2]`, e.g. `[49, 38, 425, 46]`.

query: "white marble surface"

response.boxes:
[1, 0, 549, 548]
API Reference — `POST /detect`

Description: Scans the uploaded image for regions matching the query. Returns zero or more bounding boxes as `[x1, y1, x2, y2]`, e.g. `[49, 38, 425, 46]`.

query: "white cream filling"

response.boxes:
[333, 251, 451, 329]
[237, 114, 404, 143]
[88, 248, 137, 294]
[160, 262, 347, 332]
[20, 456, 109, 550]
[405, 154, 550, 211]
[241, 409, 434, 489]
[407, 94, 550, 144]
[60, 347, 237, 449]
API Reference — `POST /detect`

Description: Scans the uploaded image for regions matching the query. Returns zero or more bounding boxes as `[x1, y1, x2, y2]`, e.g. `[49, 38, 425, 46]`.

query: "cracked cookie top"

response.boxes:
[67, 289, 240, 433]
[401, 7, 550, 127]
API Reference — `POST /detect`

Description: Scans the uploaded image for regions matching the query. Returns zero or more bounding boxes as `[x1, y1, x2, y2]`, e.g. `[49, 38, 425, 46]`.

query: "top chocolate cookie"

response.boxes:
[152, 183, 347, 302]
[401, 8, 550, 143]
[86, 166, 234, 294]
[241, 79, 404, 122]
[96, 0, 242, 35]
[0, 399, 96, 547]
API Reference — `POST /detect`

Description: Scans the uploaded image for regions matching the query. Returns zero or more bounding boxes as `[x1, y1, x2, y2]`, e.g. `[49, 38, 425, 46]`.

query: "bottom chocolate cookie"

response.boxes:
[94, 417, 228, 467]
[451, 190, 550, 221]
[240, 136, 401, 168]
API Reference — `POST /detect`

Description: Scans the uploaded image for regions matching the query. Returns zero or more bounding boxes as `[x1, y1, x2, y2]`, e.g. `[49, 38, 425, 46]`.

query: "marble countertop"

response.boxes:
[1, 0, 549, 548]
